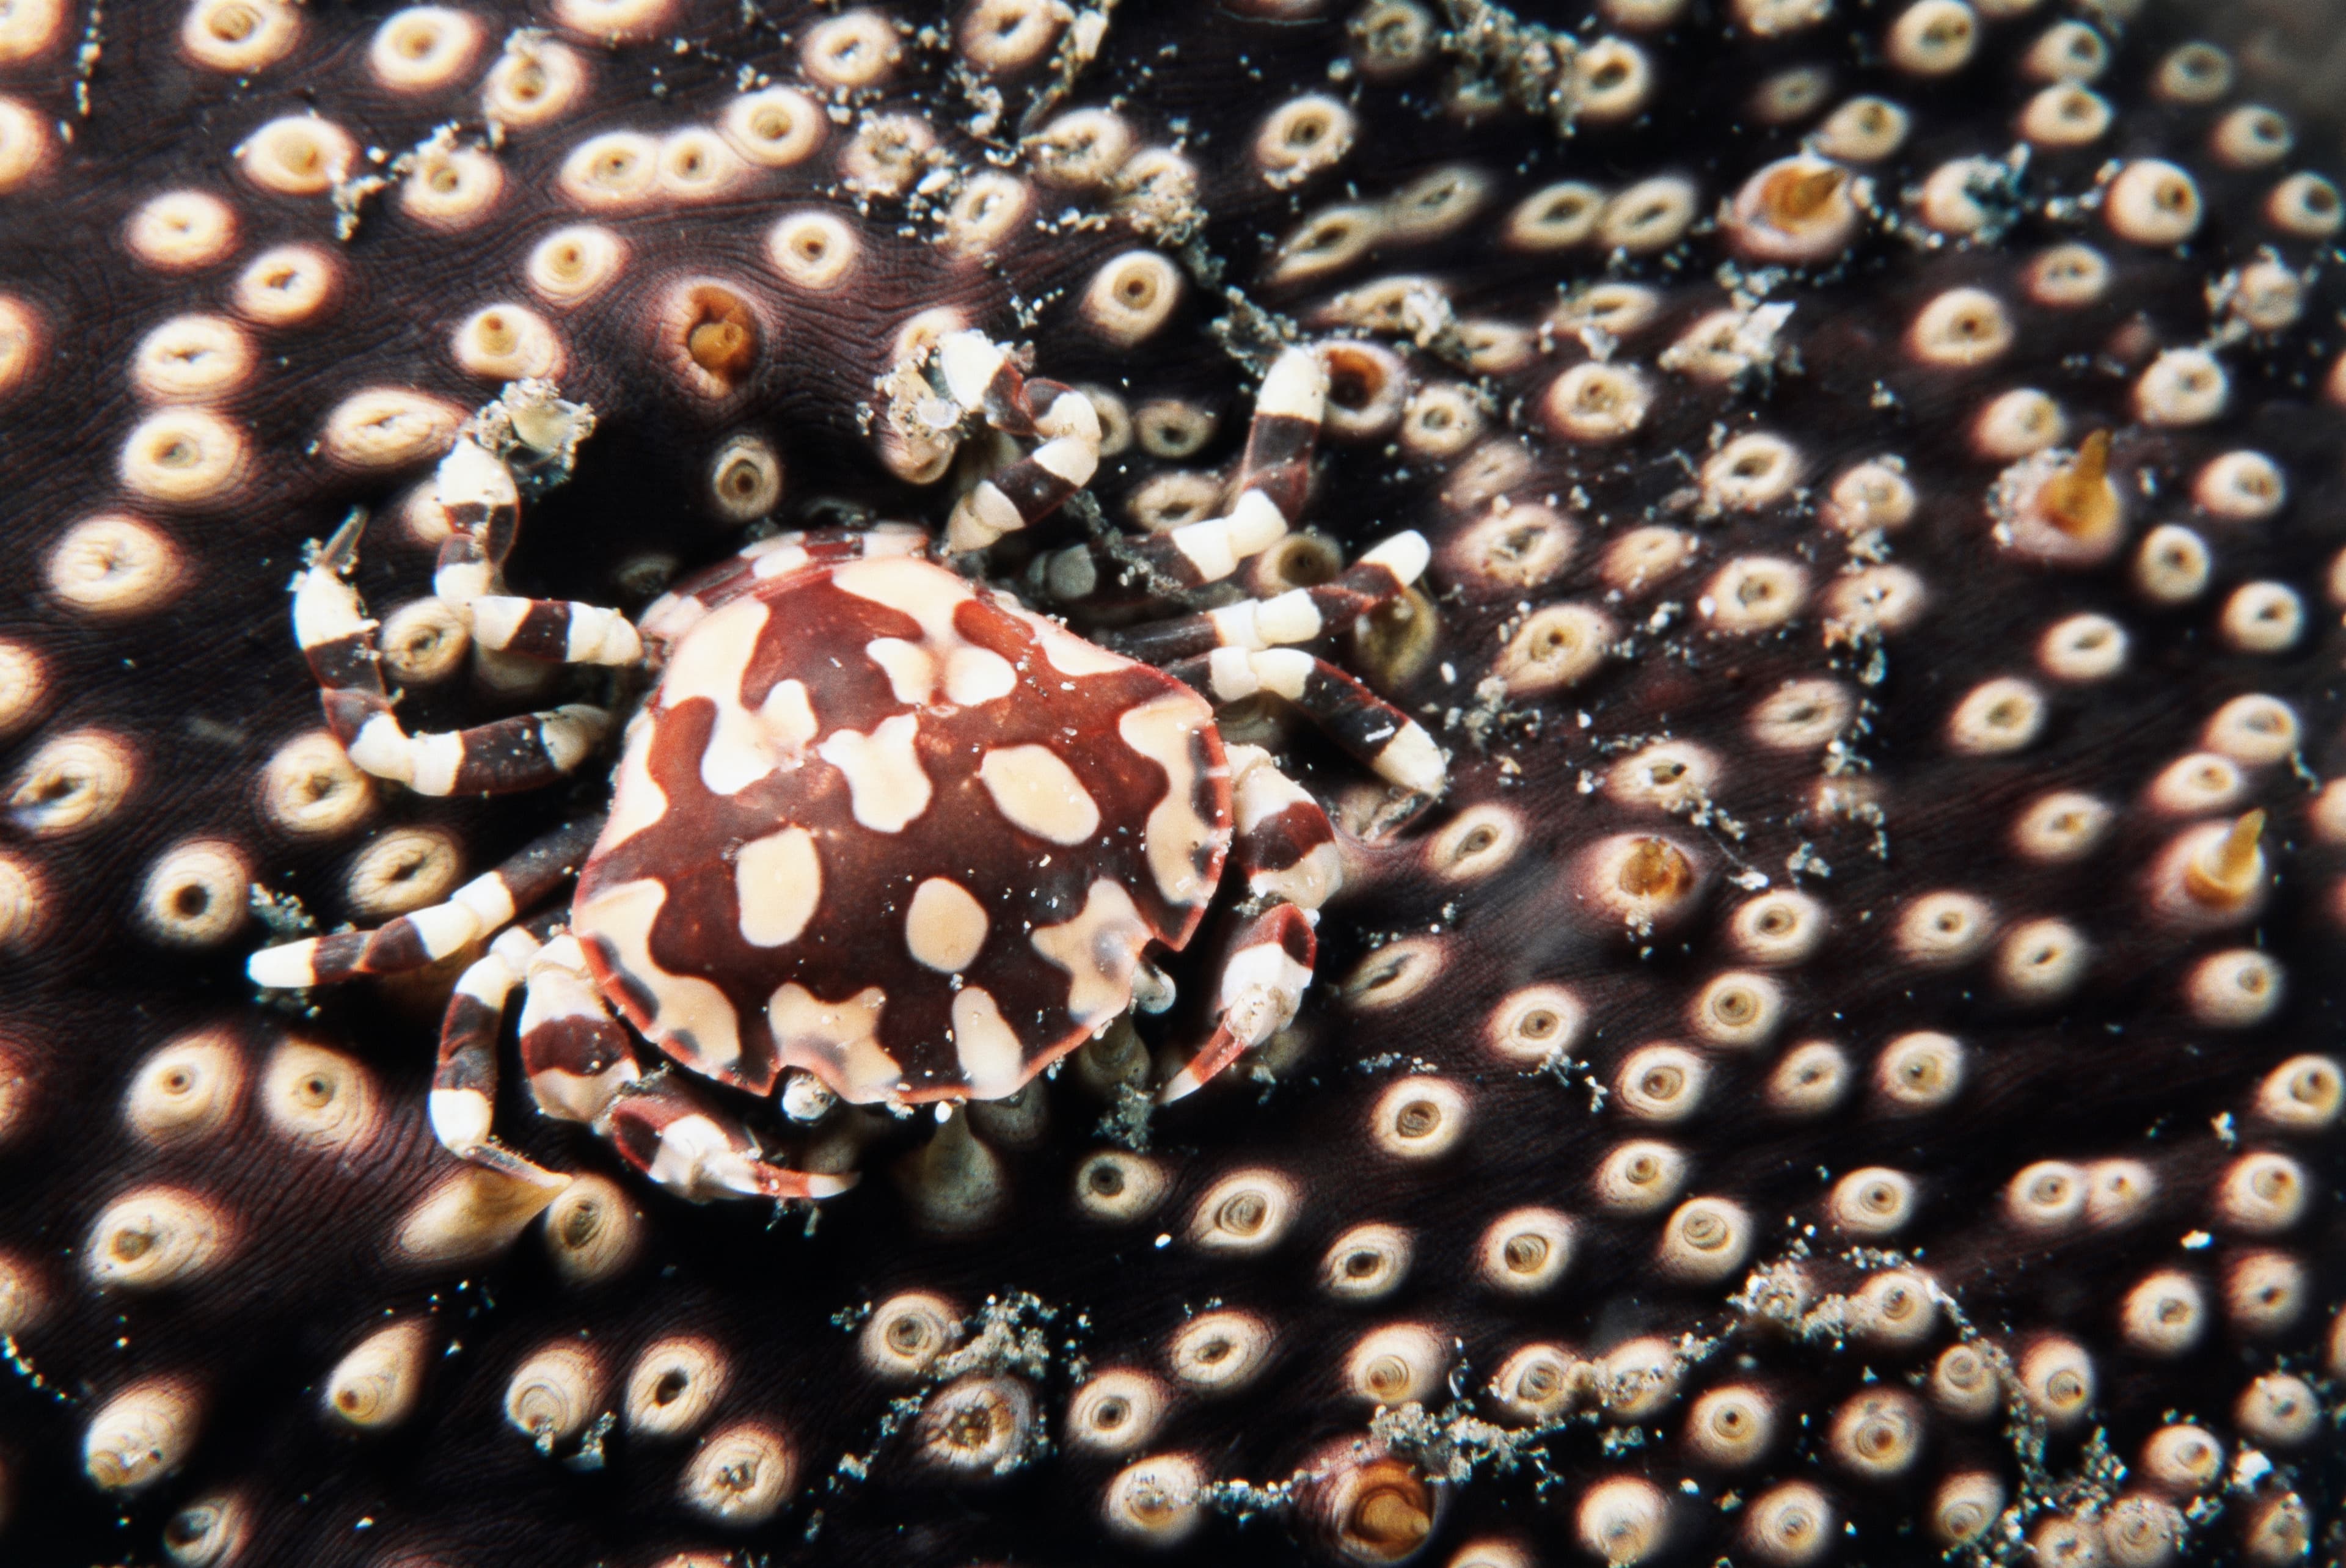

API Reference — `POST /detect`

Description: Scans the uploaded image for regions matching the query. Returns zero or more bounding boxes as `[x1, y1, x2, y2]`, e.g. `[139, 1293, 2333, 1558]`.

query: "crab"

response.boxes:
[248, 335, 1445, 1203]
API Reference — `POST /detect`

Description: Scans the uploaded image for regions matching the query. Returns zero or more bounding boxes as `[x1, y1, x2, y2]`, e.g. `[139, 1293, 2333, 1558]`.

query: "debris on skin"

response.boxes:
[467, 379, 600, 495]
[0, 1, 2341, 1565]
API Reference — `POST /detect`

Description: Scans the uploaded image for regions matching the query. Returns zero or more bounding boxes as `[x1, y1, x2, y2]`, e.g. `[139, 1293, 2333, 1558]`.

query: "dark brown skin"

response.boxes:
[0, 2, 2341, 1566]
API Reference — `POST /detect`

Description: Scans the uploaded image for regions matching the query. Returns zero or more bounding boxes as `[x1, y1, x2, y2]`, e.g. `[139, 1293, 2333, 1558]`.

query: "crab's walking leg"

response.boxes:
[428, 439, 643, 666]
[1114, 346, 1330, 589]
[938, 332, 1104, 554]
[427, 927, 566, 1185]
[1230, 343, 1328, 523]
[293, 510, 392, 707]
[333, 687, 608, 798]
[294, 514, 611, 798]
[1223, 744, 1346, 911]
[1106, 531, 1431, 663]
[431, 435, 523, 588]
[514, 933, 643, 1123]
[249, 817, 602, 988]
[1161, 746, 1339, 1103]
[597, 1073, 855, 1204]
[1166, 647, 1448, 797]
[468, 596, 641, 665]
[1161, 906, 1319, 1104]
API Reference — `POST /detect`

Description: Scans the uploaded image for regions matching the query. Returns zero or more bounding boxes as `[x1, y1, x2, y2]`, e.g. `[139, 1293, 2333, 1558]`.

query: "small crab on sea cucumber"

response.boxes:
[247, 332, 1445, 1203]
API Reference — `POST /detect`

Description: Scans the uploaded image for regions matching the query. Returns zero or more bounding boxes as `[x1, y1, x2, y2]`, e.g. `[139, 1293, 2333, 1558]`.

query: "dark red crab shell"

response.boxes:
[571, 533, 1233, 1106]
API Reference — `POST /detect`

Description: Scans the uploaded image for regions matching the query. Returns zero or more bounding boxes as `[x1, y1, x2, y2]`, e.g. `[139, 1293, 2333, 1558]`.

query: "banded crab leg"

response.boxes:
[248, 817, 601, 988]
[427, 925, 571, 1185]
[438, 927, 849, 1203]
[297, 434, 645, 795]
[1104, 530, 1431, 664]
[1160, 746, 1337, 1103]
[429, 437, 645, 667]
[296, 510, 610, 798]
[1166, 647, 1447, 797]
[1109, 345, 1331, 591]
[599, 1071, 855, 1204]
[433, 928, 642, 1161]
[937, 332, 1106, 553]
[940, 335, 1329, 574]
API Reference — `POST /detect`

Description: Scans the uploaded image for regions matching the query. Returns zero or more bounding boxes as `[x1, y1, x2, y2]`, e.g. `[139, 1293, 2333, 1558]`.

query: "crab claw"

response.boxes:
[1159, 905, 1317, 1103]
[599, 1076, 855, 1203]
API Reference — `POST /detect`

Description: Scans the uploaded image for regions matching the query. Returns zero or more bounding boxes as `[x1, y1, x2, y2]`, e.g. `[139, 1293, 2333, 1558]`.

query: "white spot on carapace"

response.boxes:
[1014, 605, 1130, 676]
[1117, 691, 1223, 906]
[599, 716, 670, 850]
[572, 877, 743, 1073]
[660, 599, 817, 795]
[1032, 878, 1150, 1025]
[833, 556, 971, 636]
[978, 744, 1099, 844]
[756, 682, 817, 746]
[864, 637, 936, 705]
[945, 646, 1016, 705]
[836, 558, 1021, 709]
[769, 983, 898, 1101]
[736, 825, 819, 947]
[951, 986, 1026, 1098]
[816, 713, 930, 831]
[906, 877, 988, 972]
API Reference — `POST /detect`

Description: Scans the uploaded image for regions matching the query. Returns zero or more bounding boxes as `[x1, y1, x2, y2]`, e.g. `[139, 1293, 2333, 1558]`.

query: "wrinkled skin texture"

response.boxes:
[1, 2, 2344, 1566]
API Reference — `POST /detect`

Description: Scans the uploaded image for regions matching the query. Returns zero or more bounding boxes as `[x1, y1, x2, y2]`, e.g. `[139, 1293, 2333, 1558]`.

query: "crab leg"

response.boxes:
[1160, 748, 1338, 1103]
[938, 332, 1105, 553]
[292, 510, 393, 707]
[331, 688, 608, 798]
[1229, 342, 1329, 524]
[467, 596, 642, 665]
[1160, 903, 1318, 1104]
[1166, 648, 1448, 797]
[1111, 346, 1330, 590]
[415, 438, 642, 666]
[430, 436, 524, 594]
[427, 927, 566, 1185]
[248, 817, 601, 989]
[1105, 531, 1430, 663]
[294, 513, 612, 797]
[514, 933, 643, 1124]
[597, 1072, 855, 1204]
[1223, 745, 1345, 911]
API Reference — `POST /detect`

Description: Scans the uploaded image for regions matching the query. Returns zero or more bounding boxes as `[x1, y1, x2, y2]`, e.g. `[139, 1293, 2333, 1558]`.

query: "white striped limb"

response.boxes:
[1158, 745, 1338, 1105]
[1159, 902, 1318, 1104]
[513, 933, 642, 1125]
[425, 927, 566, 1185]
[1108, 529, 1431, 661]
[936, 331, 1104, 553]
[1117, 346, 1333, 589]
[292, 423, 634, 798]
[249, 818, 600, 988]
[431, 928, 644, 1185]
[424, 439, 637, 665]
[598, 1073, 856, 1203]
[1172, 647, 1448, 797]
[338, 699, 611, 798]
